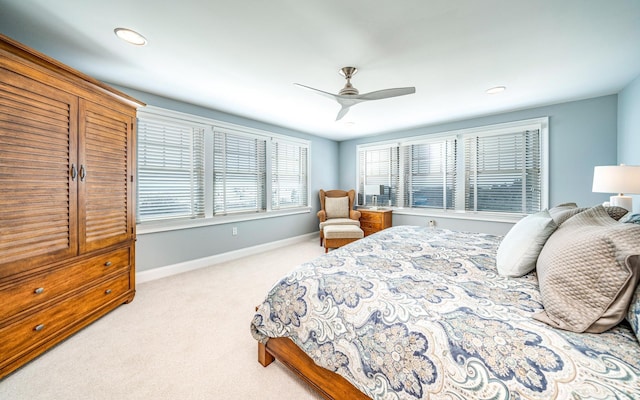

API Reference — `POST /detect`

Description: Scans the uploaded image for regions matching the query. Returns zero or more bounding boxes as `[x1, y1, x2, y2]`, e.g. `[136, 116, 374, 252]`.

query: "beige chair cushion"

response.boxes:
[323, 225, 364, 239]
[534, 205, 640, 333]
[325, 196, 349, 219]
[319, 218, 360, 230]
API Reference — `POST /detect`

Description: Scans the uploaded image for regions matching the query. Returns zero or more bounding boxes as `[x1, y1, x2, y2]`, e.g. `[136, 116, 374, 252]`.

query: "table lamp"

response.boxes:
[364, 184, 382, 209]
[592, 164, 640, 211]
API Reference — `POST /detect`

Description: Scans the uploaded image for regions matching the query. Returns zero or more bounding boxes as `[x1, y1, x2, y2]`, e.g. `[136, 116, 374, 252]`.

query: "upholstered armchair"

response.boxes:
[317, 189, 361, 245]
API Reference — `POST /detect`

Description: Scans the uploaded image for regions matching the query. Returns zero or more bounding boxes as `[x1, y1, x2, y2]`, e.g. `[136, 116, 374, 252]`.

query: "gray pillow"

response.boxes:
[548, 203, 578, 225]
[534, 205, 640, 333]
[625, 256, 640, 343]
[550, 205, 629, 226]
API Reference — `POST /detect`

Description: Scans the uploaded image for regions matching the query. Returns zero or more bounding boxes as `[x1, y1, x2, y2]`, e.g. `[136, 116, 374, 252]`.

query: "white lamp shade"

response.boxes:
[364, 184, 382, 195]
[592, 165, 640, 195]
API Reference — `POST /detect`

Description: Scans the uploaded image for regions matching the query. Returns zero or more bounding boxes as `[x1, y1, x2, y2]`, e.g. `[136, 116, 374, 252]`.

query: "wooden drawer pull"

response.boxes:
[104, 261, 112, 267]
[105, 289, 112, 295]
[34, 324, 45, 332]
[34, 287, 45, 294]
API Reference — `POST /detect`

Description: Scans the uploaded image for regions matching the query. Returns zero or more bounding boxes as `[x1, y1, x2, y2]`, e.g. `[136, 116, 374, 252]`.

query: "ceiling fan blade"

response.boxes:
[294, 83, 338, 100]
[357, 87, 416, 101]
[335, 105, 351, 121]
[295, 83, 356, 120]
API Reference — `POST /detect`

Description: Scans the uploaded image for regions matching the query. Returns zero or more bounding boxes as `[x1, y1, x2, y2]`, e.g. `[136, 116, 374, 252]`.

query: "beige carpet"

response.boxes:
[0, 237, 327, 400]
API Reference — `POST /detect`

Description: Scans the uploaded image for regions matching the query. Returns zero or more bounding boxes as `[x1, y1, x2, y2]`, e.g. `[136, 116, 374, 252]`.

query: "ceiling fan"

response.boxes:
[295, 66, 416, 121]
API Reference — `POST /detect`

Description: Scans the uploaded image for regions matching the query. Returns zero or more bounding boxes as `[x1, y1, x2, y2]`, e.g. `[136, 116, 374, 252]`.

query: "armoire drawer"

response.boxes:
[0, 247, 130, 321]
[0, 272, 130, 362]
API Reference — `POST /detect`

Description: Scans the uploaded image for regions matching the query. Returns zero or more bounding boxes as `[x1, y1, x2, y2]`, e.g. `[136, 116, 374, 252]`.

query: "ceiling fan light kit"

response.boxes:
[295, 66, 416, 121]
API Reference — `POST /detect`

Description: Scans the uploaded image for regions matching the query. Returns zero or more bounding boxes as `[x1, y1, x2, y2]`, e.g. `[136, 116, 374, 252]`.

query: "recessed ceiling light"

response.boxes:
[486, 86, 506, 94]
[114, 28, 147, 46]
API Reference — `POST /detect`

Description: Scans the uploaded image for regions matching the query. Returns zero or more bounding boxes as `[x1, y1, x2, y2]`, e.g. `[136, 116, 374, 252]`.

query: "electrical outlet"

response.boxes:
[232, 227, 238, 236]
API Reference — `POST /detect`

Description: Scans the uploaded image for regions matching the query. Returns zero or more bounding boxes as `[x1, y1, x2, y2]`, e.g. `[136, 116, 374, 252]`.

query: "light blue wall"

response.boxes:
[339, 95, 619, 233]
[618, 74, 640, 213]
[118, 86, 622, 270]
[113, 87, 339, 271]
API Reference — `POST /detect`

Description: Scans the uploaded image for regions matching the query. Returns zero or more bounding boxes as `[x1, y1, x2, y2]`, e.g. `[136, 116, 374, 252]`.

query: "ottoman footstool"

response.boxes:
[323, 225, 364, 253]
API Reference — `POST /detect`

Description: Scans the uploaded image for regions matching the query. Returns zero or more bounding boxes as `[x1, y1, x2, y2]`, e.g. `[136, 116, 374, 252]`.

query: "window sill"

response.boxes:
[136, 207, 312, 235]
[390, 207, 523, 224]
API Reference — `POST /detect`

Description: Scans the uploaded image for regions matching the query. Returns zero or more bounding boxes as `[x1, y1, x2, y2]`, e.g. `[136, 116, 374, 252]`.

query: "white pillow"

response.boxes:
[496, 209, 557, 277]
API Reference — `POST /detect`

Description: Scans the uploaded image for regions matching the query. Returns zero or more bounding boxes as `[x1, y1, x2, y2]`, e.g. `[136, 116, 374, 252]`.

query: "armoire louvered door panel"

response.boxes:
[78, 100, 132, 253]
[0, 68, 78, 277]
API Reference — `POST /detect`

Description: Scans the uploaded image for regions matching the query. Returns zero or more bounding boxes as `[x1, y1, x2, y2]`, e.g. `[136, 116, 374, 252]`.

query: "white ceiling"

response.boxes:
[1, 0, 639, 141]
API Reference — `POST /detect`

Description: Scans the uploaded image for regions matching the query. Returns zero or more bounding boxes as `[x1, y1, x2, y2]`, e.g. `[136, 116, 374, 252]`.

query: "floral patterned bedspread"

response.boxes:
[251, 226, 640, 399]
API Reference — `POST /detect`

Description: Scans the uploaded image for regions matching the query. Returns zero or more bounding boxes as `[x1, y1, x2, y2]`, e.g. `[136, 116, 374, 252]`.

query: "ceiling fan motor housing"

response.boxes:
[339, 66, 359, 95]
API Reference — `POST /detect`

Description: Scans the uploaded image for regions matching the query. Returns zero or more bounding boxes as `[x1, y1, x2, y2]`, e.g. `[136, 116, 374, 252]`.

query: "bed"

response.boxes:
[251, 208, 640, 399]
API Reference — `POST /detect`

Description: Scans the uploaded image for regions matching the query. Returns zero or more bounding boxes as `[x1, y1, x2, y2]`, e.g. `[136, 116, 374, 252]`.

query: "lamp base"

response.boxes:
[609, 195, 632, 211]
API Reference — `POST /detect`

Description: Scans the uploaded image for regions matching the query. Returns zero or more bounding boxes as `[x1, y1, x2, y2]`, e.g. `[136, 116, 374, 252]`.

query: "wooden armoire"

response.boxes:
[0, 34, 144, 378]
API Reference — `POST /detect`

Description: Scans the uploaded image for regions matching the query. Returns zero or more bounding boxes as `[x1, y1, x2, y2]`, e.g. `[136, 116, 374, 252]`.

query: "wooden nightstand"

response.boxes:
[358, 209, 392, 236]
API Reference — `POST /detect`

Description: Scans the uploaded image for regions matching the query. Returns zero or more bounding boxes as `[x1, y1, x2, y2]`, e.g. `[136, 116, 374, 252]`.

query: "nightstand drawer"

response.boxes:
[0, 247, 130, 320]
[360, 220, 381, 230]
[359, 212, 380, 223]
[358, 209, 392, 236]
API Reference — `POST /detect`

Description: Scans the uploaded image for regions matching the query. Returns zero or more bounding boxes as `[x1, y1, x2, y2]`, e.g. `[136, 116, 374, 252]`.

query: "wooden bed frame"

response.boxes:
[258, 337, 371, 400]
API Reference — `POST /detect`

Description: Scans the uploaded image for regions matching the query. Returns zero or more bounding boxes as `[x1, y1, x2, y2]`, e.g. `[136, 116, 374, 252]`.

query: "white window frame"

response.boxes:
[271, 138, 309, 210]
[212, 127, 267, 216]
[136, 116, 207, 223]
[356, 117, 549, 222]
[357, 143, 401, 207]
[137, 106, 311, 234]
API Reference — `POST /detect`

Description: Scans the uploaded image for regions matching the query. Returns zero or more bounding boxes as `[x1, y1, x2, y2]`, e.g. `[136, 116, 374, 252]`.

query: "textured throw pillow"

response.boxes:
[550, 205, 629, 226]
[605, 206, 632, 221]
[626, 256, 640, 343]
[325, 196, 349, 219]
[534, 206, 640, 333]
[548, 203, 579, 226]
[496, 209, 557, 277]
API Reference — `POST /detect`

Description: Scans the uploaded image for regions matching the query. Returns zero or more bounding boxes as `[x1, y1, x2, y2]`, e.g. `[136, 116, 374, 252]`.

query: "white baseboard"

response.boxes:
[136, 231, 318, 284]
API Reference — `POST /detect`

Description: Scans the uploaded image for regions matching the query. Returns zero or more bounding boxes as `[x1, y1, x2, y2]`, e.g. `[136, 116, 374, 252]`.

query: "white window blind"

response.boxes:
[213, 129, 267, 215]
[271, 139, 308, 209]
[464, 129, 541, 213]
[137, 119, 205, 222]
[357, 118, 546, 217]
[403, 139, 457, 209]
[357, 146, 400, 207]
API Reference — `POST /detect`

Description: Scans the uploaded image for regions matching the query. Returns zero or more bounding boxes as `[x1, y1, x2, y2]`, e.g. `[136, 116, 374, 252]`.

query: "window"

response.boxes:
[271, 139, 308, 210]
[404, 138, 457, 209]
[137, 107, 310, 226]
[137, 118, 205, 222]
[464, 129, 541, 214]
[357, 146, 400, 207]
[357, 118, 548, 217]
[213, 129, 266, 215]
